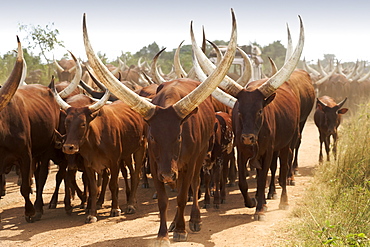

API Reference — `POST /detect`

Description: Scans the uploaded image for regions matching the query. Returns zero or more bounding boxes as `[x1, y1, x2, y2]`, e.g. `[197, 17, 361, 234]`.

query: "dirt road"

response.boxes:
[0, 120, 319, 247]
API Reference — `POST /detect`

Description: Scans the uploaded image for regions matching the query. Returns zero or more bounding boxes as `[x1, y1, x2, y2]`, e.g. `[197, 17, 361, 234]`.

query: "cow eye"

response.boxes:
[178, 135, 182, 142]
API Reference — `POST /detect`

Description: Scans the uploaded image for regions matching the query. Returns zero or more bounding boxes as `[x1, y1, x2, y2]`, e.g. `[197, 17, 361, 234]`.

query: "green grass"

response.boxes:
[287, 101, 370, 246]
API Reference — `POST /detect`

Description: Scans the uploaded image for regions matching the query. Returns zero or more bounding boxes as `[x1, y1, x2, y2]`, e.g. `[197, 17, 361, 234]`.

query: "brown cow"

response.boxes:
[52, 83, 147, 223]
[82, 10, 237, 244]
[203, 111, 234, 209]
[0, 38, 60, 222]
[192, 16, 304, 220]
[314, 96, 348, 162]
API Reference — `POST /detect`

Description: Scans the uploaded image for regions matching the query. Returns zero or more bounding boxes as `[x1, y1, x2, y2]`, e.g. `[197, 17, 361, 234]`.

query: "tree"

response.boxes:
[18, 23, 65, 64]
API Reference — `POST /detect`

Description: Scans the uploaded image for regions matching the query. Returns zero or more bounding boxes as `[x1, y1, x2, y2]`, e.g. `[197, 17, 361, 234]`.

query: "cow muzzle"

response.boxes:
[158, 172, 177, 183]
[241, 134, 257, 145]
[62, 144, 79, 154]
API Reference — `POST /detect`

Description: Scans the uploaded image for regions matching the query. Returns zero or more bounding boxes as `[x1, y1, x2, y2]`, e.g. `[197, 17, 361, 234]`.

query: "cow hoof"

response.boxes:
[245, 197, 257, 208]
[80, 203, 86, 209]
[168, 222, 175, 232]
[142, 183, 149, 188]
[290, 180, 296, 186]
[294, 170, 299, 175]
[267, 193, 278, 200]
[279, 203, 289, 210]
[152, 192, 157, 199]
[173, 231, 188, 242]
[125, 205, 136, 214]
[227, 182, 236, 187]
[49, 203, 57, 209]
[110, 208, 121, 217]
[189, 221, 202, 232]
[221, 199, 226, 204]
[96, 204, 103, 210]
[65, 208, 73, 216]
[25, 215, 35, 223]
[202, 203, 210, 209]
[155, 238, 170, 247]
[253, 213, 266, 221]
[34, 211, 42, 221]
[85, 215, 97, 223]
[213, 204, 220, 209]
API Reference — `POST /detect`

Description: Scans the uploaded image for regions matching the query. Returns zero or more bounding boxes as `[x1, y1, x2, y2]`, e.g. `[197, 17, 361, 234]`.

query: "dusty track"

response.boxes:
[0, 120, 319, 247]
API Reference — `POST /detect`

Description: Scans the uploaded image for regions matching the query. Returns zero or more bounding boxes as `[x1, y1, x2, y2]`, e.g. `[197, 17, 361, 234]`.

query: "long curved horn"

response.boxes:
[317, 59, 327, 76]
[268, 57, 278, 76]
[337, 97, 347, 108]
[83, 13, 156, 120]
[151, 48, 166, 84]
[50, 76, 71, 111]
[20, 55, 28, 86]
[191, 14, 243, 97]
[0, 36, 24, 112]
[257, 16, 304, 97]
[303, 58, 320, 77]
[54, 59, 64, 74]
[88, 89, 110, 113]
[207, 39, 223, 66]
[192, 42, 237, 109]
[174, 41, 188, 78]
[235, 47, 253, 87]
[284, 23, 293, 64]
[172, 8, 237, 119]
[358, 67, 370, 82]
[315, 68, 335, 85]
[85, 64, 108, 91]
[58, 51, 82, 98]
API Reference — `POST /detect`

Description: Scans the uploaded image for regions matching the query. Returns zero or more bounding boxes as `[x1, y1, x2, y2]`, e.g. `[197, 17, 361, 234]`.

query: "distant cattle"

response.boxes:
[314, 96, 348, 162]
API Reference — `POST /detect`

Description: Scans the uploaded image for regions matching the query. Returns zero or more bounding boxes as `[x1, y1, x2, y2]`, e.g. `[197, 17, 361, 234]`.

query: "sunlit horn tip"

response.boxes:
[16, 35, 20, 43]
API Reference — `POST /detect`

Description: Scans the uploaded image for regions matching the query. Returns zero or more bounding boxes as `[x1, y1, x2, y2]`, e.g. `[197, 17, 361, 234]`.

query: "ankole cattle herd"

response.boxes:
[0, 9, 367, 246]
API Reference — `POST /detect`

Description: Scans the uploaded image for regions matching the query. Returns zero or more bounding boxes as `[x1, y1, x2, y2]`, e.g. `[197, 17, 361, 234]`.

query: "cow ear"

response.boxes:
[181, 107, 198, 124]
[338, 108, 348, 114]
[90, 110, 100, 120]
[263, 93, 276, 107]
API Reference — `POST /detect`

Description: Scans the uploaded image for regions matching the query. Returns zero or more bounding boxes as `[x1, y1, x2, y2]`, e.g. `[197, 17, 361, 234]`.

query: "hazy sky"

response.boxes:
[0, 0, 369, 63]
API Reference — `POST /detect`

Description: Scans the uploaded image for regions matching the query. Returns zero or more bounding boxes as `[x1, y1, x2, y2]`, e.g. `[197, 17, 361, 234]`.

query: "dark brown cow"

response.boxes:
[52, 84, 147, 223]
[203, 111, 234, 209]
[314, 96, 348, 162]
[82, 10, 237, 244]
[0, 38, 60, 222]
[192, 16, 304, 220]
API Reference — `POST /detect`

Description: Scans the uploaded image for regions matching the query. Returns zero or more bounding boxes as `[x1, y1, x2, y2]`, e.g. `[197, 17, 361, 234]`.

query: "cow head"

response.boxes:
[317, 97, 348, 135]
[51, 77, 111, 154]
[236, 88, 276, 146]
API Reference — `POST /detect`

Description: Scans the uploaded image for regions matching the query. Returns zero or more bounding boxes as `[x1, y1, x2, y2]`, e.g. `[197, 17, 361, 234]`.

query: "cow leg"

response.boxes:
[151, 163, 170, 245]
[172, 170, 191, 241]
[220, 153, 230, 204]
[126, 146, 145, 214]
[254, 153, 272, 221]
[109, 165, 121, 217]
[237, 148, 256, 208]
[227, 149, 237, 186]
[332, 132, 338, 160]
[1, 174, 5, 198]
[19, 155, 36, 223]
[85, 167, 98, 223]
[202, 167, 211, 209]
[267, 152, 278, 200]
[213, 157, 222, 209]
[34, 158, 50, 221]
[318, 134, 324, 163]
[278, 146, 290, 210]
[324, 135, 331, 161]
[120, 164, 131, 204]
[97, 169, 109, 209]
[49, 162, 66, 209]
